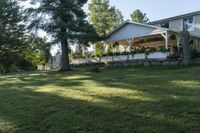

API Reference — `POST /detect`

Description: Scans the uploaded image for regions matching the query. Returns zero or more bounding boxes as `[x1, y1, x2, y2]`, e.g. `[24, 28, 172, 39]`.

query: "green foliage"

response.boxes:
[131, 46, 146, 54]
[0, 64, 5, 74]
[88, 67, 101, 73]
[0, 0, 26, 73]
[95, 42, 104, 57]
[88, 0, 123, 58]
[172, 46, 178, 53]
[107, 43, 116, 55]
[84, 53, 93, 58]
[88, 0, 124, 36]
[191, 49, 200, 58]
[71, 53, 81, 59]
[72, 46, 172, 59]
[146, 47, 157, 54]
[167, 54, 180, 60]
[170, 34, 177, 40]
[26, 0, 98, 71]
[160, 47, 170, 53]
[23, 37, 51, 66]
[130, 9, 149, 23]
[8, 64, 17, 73]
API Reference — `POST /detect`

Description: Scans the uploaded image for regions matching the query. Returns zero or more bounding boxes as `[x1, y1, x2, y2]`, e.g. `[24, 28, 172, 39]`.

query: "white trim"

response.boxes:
[166, 32, 168, 49]
[181, 19, 184, 31]
[161, 32, 168, 50]
[126, 38, 134, 52]
[106, 31, 168, 43]
[106, 21, 180, 38]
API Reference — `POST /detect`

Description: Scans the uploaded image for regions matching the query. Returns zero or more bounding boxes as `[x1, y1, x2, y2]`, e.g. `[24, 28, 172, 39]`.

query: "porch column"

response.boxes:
[126, 38, 134, 52]
[104, 42, 109, 54]
[176, 35, 180, 51]
[161, 32, 168, 50]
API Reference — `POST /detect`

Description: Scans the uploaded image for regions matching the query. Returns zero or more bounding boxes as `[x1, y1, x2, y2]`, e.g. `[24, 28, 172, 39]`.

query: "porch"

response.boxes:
[104, 21, 181, 59]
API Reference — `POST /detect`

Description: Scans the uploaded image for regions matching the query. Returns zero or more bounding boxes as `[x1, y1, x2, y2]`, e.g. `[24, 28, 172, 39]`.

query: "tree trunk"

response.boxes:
[81, 44, 86, 57]
[60, 28, 71, 71]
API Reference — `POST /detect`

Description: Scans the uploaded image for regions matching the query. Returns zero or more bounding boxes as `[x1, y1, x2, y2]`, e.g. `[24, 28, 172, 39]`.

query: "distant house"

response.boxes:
[51, 51, 61, 69]
[104, 11, 200, 58]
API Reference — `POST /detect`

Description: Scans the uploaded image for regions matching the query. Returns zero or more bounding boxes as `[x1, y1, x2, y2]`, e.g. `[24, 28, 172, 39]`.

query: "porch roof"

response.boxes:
[105, 21, 180, 43]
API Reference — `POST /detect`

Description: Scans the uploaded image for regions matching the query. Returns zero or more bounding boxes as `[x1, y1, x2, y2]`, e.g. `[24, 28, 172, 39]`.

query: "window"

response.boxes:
[183, 17, 194, 31]
[161, 22, 169, 28]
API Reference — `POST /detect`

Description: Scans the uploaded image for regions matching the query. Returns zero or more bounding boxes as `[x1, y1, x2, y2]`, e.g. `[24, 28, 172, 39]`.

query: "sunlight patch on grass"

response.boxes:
[33, 80, 155, 109]
[0, 118, 17, 133]
[171, 80, 200, 89]
[60, 75, 91, 80]
[0, 78, 23, 86]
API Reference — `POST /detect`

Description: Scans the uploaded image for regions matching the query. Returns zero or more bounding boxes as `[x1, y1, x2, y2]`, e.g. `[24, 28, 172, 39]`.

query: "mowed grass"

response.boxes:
[0, 64, 200, 132]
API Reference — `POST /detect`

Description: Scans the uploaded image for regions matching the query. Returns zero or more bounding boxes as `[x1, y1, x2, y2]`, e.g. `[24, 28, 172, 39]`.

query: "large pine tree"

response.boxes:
[26, 0, 97, 71]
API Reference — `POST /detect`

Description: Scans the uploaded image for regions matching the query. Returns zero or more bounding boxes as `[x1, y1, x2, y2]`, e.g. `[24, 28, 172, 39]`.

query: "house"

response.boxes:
[51, 51, 61, 69]
[149, 11, 200, 52]
[104, 11, 200, 59]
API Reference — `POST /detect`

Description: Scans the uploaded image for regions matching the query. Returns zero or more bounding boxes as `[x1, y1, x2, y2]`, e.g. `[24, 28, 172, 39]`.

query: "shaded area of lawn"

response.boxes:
[0, 65, 200, 133]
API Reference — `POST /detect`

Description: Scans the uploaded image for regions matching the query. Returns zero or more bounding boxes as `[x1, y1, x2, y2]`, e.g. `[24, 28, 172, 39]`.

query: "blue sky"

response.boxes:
[84, 0, 200, 22]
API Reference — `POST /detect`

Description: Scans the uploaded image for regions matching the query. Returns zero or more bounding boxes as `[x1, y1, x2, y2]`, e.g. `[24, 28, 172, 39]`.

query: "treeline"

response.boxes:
[0, 0, 51, 73]
[0, 0, 149, 73]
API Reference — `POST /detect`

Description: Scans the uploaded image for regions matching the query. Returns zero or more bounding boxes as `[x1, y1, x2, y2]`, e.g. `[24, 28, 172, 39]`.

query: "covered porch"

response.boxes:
[104, 21, 181, 58]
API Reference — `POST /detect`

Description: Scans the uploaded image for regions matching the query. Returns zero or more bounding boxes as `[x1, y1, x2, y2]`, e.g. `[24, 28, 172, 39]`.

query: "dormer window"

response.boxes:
[183, 17, 194, 31]
[161, 22, 169, 28]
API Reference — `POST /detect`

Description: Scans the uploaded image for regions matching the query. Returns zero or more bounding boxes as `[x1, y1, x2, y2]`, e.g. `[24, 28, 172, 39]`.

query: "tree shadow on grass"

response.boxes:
[0, 66, 200, 132]
[0, 87, 190, 133]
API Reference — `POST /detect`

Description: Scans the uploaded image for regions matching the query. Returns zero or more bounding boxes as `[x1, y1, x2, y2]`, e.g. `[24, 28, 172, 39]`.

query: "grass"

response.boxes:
[0, 64, 200, 132]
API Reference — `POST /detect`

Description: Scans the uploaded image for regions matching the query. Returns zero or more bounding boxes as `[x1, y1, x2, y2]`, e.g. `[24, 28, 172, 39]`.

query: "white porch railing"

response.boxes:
[71, 52, 170, 64]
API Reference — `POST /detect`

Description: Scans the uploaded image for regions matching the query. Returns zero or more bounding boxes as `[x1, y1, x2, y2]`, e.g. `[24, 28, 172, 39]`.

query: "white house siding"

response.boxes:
[168, 15, 200, 37]
[105, 23, 167, 42]
[169, 19, 182, 31]
[153, 24, 161, 27]
[191, 15, 200, 36]
[51, 52, 61, 69]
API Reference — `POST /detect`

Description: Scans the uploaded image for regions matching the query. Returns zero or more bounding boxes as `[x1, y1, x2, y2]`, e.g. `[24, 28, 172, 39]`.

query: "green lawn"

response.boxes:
[0, 65, 200, 133]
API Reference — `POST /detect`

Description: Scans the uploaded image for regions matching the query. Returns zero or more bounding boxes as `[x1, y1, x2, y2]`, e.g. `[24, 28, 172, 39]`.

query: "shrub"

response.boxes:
[89, 67, 101, 73]
[90, 54, 95, 58]
[160, 47, 169, 53]
[95, 42, 104, 57]
[167, 54, 180, 60]
[8, 64, 17, 73]
[149, 47, 157, 53]
[83, 53, 92, 58]
[17, 59, 36, 71]
[140, 46, 146, 53]
[0, 64, 4, 74]
[191, 49, 200, 58]
[172, 46, 178, 53]
[170, 34, 176, 40]
[113, 52, 121, 56]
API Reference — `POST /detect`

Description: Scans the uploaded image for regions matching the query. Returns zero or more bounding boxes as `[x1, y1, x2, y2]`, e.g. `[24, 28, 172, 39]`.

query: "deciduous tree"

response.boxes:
[88, 0, 124, 36]
[130, 9, 149, 23]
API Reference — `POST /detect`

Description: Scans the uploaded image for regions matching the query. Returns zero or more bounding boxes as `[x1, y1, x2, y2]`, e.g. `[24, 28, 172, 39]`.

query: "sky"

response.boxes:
[84, 0, 200, 22]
